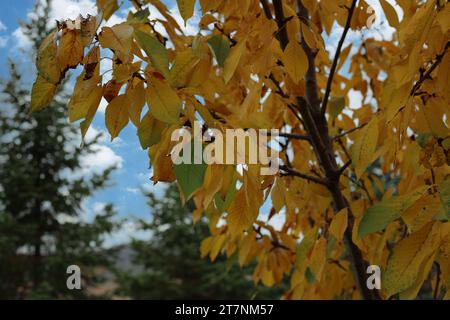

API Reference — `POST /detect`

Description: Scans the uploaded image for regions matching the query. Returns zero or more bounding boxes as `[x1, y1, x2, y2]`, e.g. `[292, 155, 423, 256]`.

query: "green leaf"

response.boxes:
[305, 267, 315, 284]
[438, 177, 450, 219]
[215, 170, 238, 212]
[328, 96, 346, 120]
[134, 29, 170, 77]
[207, 35, 230, 68]
[137, 112, 166, 149]
[417, 132, 433, 148]
[173, 141, 207, 201]
[358, 186, 429, 238]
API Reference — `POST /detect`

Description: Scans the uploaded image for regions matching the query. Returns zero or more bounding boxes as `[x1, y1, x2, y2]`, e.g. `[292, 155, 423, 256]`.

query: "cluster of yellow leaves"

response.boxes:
[31, 0, 449, 299]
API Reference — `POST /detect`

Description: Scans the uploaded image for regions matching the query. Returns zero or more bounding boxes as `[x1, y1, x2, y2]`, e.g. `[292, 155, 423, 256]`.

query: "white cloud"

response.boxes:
[81, 144, 123, 173]
[126, 187, 140, 194]
[0, 36, 8, 48]
[12, 0, 126, 50]
[12, 27, 33, 49]
[103, 220, 152, 248]
[136, 171, 167, 198]
[48, 0, 97, 21]
[0, 20, 6, 31]
[93, 201, 109, 215]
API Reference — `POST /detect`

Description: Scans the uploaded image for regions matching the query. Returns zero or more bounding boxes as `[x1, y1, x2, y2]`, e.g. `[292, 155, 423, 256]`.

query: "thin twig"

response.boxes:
[268, 73, 289, 98]
[410, 41, 450, 96]
[332, 123, 367, 140]
[280, 165, 328, 186]
[337, 159, 352, 176]
[321, 0, 358, 116]
[265, 131, 311, 141]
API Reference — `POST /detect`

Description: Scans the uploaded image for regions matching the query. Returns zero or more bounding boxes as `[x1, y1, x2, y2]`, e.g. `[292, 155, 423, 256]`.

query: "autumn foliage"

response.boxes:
[31, 0, 450, 300]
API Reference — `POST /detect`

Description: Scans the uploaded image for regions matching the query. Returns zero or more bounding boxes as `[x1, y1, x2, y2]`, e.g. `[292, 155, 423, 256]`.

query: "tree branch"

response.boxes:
[267, 131, 311, 141]
[273, 0, 289, 49]
[337, 159, 352, 176]
[260, 0, 272, 20]
[332, 122, 367, 140]
[410, 41, 449, 96]
[320, 0, 358, 116]
[280, 165, 328, 186]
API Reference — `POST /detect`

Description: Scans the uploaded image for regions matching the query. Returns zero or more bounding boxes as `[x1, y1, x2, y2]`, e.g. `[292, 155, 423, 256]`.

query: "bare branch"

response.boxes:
[265, 131, 311, 141]
[320, 0, 358, 116]
[260, 0, 272, 20]
[280, 165, 329, 186]
[268, 73, 289, 98]
[337, 159, 352, 176]
[273, 0, 289, 49]
[332, 123, 367, 140]
[287, 104, 305, 126]
[410, 41, 449, 96]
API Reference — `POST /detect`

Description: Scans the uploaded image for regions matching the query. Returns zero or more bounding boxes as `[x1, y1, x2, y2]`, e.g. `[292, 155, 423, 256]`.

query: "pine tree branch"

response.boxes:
[320, 0, 358, 116]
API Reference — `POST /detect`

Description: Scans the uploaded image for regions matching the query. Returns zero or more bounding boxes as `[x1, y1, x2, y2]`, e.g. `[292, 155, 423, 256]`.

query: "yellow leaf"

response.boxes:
[380, 0, 399, 28]
[282, 40, 308, 84]
[98, 23, 133, 58]
[329, 208, 348, 242]
[351, 117, 379, 179]
[168, 48, 200, 88]
[309, 237, 327, 282]
[149, 125, 177, 182]
[105, 94, 130, 140]
[126, 80, 146, 126]
[69, 80, 103, 123]
[383, 222, 441, 298]
[271, 178, 285, 212]
[36, 30, 61, 85]
[223, 40, 245, 83]
[402, 194, 443, 233]
[186, 58, 212, 88]
[80, 15, 97, 47]
[200, 236, 214, 257]
[57, 29, 84, 71]
[97, 0, 119, 21]
[176, 0, 196, 24]
[227, 166, 262, 236]
[30, 76, 58, 112]
[68, 62, 102, 122]
[80, 89, 104, 140]
[210, 234, 226, 261]
[194, 164, 223, 211]
[147, 79, 182, 124]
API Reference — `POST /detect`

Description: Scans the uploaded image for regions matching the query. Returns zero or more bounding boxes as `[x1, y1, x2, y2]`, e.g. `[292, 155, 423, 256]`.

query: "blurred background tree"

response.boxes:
[114, 184, 286, 300]
[0, 0, 119, 299]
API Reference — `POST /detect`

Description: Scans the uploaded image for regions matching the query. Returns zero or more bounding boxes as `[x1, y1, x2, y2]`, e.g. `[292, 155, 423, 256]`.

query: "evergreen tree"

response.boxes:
[115, 184, 285, 300]
[0, 0, 119, 299]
